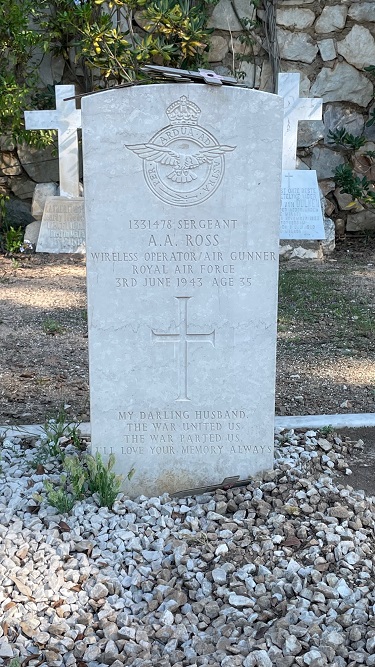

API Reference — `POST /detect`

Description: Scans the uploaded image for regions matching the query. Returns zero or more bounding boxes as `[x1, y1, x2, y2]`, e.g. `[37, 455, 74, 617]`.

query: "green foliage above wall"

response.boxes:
[0, 0, 50, 144]
[0, 0, 217, 143]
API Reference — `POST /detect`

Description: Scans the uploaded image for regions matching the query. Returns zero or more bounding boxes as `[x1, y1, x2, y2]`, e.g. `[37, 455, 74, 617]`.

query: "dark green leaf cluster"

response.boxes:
[334, 164, 375, 207]
[328, 128, 366, 151]
[4, 226, 24, 254]
[366, 109, 375, 128]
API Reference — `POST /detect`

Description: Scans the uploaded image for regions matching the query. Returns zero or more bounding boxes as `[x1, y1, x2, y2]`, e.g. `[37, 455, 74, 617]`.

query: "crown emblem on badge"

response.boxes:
[166, 96, 201, 126]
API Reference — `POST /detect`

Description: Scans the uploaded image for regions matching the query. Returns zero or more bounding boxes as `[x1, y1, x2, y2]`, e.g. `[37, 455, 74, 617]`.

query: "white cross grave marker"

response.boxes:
[278, 73, 325, 240]
[277, 73, 322, 170]
[24, 85, 81, 198]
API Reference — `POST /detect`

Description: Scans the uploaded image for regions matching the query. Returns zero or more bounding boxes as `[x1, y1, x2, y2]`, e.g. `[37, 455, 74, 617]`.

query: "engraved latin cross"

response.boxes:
[152, 296, 215, 401]
[285, 172, 293, 189]
[24, 85, 81, 198]
[277, 73, 323, 170]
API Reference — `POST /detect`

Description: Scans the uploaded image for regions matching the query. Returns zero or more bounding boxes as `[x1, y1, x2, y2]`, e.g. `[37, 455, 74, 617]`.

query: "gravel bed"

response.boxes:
[1, 429, 375, 667]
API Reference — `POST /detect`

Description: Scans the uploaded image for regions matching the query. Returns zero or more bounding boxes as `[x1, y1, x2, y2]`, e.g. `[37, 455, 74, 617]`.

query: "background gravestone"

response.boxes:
[35, 197, 85, 253]
[24, 85, 84, 253]
[278, 73, 326, 242]
[82, 83, 283, 497]
[24, 85, 81, 198]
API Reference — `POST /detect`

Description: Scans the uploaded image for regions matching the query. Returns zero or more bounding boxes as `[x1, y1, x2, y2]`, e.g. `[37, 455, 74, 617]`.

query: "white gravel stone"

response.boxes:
[215, 543, 229, 556]
[212, 567, 227, 584]
[160, 609, 174, 625]
[228, 594, 253, 608]
[87, 582, 109, 600]
[0, 427, 374, 666]
[244, 650, 273, 667]
[0, 641, 14, 658]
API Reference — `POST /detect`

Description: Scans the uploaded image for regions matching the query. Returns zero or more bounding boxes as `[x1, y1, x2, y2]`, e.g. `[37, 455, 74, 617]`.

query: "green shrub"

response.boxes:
[86, 452, 123, 508]
[44, 476, 76, 513]
[42, 446, 134, 513]
[4, 226, 23, 253]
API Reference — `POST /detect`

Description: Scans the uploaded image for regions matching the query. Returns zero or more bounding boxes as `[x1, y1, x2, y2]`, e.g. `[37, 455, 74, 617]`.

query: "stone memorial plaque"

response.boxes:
[36, 197, 85, 253]
[82, 84, 283, 497]
[280, 170, 326, 240]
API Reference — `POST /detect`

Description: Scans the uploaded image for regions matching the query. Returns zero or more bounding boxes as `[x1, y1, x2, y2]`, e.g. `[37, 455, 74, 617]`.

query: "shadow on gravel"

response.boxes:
[336, 427, 375, 497]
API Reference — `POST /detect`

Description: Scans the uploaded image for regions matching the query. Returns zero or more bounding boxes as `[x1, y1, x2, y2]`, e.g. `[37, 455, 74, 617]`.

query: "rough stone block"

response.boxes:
[278, 29, 318, 63]
[346, 210, 375, 232]
[318, 39, 336, 62]
[208, 36, 228, 62]
[348, 2, 375, 22]
[276, 8, 315, 29]
[4, 196, 33, 228]
[310, 147, 345, 179]
[334, 187, 364, 212]
[31, 182, 58, 220]
[18, 143, 59, 183]
[315, 5, 348, 33]
[337, 26, 375, 71]
[9, 175, 36, 200]
[0, 153, 22, 177]
[311, 63, 373, 107]
[24, 220, 41, 246]
[298, 120, 324, 148]
[208, 0, 255, 30]
[323, 104, 365, 143]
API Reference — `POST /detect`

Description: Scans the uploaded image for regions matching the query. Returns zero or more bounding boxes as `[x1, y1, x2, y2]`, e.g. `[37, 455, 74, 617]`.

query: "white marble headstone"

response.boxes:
[82, 84, 283, 497]
[36, 197, 85, 253]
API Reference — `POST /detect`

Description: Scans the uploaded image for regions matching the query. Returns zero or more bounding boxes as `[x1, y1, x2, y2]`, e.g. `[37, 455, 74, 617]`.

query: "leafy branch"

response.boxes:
[328, 128, 367, 152]
[334, 165, 375, 208]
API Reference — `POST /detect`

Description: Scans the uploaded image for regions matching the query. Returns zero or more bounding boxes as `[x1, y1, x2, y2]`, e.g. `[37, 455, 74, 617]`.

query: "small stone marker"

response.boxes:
[36, 197, 85, 253]
[24, 85, 81, 198]
[278, 73, 325, 240]
[82, 84, 283, 497]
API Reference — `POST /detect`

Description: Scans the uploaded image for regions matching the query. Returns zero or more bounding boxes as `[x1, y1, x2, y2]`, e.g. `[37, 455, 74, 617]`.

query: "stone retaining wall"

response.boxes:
[1, 0, 374, 237]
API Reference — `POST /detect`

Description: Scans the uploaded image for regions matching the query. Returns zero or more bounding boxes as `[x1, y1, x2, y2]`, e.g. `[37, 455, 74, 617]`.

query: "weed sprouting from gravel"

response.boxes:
[42, 318, 64, 335]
